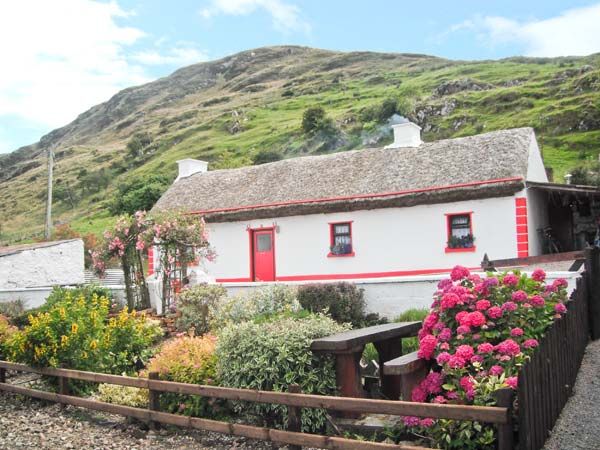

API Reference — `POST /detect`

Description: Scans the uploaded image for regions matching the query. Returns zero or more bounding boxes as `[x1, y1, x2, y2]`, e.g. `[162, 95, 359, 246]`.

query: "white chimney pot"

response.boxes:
[176, 159, 208, 181]
[385, 122, 422, 149]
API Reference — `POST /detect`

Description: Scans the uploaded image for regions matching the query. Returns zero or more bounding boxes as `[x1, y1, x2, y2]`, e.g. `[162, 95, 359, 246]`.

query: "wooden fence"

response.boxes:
[0, 360, 513, 450]
[515, 247, 600, 450]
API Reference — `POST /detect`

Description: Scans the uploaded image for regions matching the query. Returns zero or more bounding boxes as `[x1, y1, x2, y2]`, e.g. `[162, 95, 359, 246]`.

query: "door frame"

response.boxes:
[248, 227, 276, 281]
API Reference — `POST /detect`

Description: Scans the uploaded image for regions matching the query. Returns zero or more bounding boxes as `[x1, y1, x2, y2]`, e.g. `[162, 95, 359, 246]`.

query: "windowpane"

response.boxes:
[257, 234, 272, 252]
[447, 214, 474, 249]
[331, 222, 353, 255]
[334, 224, 350, 235]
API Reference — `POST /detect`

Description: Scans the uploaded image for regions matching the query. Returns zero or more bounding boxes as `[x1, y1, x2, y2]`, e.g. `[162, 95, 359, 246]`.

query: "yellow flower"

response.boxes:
[60, 335, 69, 347]
[59, 308, 66, 319]
[71, 323, 79, 334]
[89, 340, 98, 350]
[82, 351, 88, 359]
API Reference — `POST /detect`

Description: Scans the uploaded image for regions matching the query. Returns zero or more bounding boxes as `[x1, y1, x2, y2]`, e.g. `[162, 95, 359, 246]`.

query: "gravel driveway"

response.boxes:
[544, 339, 600, 450]
[0, 393, 278, 450]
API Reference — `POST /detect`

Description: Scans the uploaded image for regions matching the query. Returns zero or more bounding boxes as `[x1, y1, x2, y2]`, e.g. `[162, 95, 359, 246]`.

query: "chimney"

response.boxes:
[176, 159, 208, 182]
[385, 122, 422, 149]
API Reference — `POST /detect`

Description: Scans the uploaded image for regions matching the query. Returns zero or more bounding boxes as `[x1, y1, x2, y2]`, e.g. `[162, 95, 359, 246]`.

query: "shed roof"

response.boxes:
[0, 239, 81, 258]
[153, 128, 535, 221]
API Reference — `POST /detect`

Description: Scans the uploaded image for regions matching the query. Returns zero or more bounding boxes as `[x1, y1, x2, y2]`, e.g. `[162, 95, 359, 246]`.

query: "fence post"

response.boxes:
[287, 384, 302, 450]
[585, 246, 600, 340]
[148, 371, 161, 430]
[0, 356, 5, 384]
[494, 388, 515, 450]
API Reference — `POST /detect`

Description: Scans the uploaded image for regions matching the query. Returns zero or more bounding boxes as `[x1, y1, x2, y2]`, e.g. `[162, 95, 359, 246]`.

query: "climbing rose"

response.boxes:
[477, 343, 494, 354]
[468, 311, 486, 327]
[511, 290, 528, 302]
[418, 334, 438, 360]
[450, 265, 470, 281]
[555, 303, 567, 314]
[489, 365, 504, 376]
[503, 274, 519, 286]
[487, 306, 503, 319]
[455, 344, 475, 360]
[496, 339, 521, 356]
[475, 299, 491, 311]
[523, 339, 539, 349]
[506, 377, 518, 389]
[531, 269, 546, 282]
[510, 328, 524, 337]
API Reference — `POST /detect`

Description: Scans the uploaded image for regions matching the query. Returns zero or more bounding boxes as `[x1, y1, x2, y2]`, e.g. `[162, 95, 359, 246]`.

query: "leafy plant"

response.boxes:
[216, 314, 348, 432]
[297, 282, 369, 327]
[0, 299, 26, 320]
[447, 234, 475, 249]
[0, 315, 17, 355]
[175, 284, 228, 334]
[301, 106, 334, 135]
[394, 308, 429, 353]
[96, 383, 149, 408]
[109, 174, 171, 215]
[253, 149, 283, 165]
[146, 334, 218, 417]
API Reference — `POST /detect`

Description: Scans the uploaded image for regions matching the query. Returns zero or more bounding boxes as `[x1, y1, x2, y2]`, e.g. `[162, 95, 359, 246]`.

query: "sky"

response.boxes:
[1, 0, 600, 154]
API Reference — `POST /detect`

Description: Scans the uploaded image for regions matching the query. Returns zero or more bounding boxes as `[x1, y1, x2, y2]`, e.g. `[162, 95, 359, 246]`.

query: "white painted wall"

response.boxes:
[526, 188, 549, 256]
[202, 195, 521, 281]
[0, 240, 84, 289]
[526, 136, 549, 183]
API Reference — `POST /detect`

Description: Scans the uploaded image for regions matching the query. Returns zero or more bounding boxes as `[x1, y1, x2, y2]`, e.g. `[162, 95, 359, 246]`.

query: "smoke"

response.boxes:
[361, 114, 408, 146]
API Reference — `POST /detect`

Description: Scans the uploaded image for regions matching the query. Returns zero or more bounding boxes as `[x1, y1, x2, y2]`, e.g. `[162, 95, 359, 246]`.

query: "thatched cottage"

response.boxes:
[151, 122, 595, 284]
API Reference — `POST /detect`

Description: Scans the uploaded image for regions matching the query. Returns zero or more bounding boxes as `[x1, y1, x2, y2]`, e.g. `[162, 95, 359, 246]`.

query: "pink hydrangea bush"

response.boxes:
[400, 266, 569, 449]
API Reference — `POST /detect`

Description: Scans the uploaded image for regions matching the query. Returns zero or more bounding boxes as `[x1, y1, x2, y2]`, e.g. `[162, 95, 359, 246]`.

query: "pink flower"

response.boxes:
[523, 339, 539, 349]
[470, 355, 484, 364]
[484, 277, 499, 287]
[455, 345, 475, 360]
[417, 334, 438, 360]
[531, 269, 546, 282]
[477, 343, 494, 354]
[459, 376, 474, 392]
[555, 303, 567, 314]
[419, 418, 435, 428]
[422, 372, 444, 394]
[510, 328, 524, 337]
[487, 306, 503, 319]
[472, 333, 481, 341]
[506, 377, 518, 389]
[432, 395, 447, 404]
[411, 385, 427, 403]
[512, 290, 528, 302]
[475, 299, 491, 311]
[530, 295, 545, 307]
[552, 278, 568, 289]
[468, 311, 486, 328]
[403, 416, 420, 427]
[489, 365, 504, 376]
[437, 278, 453, 290]
[450, 265, 470, 281]
[456, 311, 469, 325]
[457, 325, 471, 335]
[496, 339, 521, 356]
[436, 352, 451, 365]
[423, 312, 439, 332]
[446, 391, 459, 400]
[439, 342, 450, 351]
[441, 293, 460, 310]
[438, 328, 452, 342]
[447, 355, 466, 369]
[503, 274, 519, 286]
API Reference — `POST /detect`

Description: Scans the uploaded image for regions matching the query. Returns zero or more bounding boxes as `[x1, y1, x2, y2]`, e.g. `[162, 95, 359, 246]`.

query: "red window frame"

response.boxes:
[445, 212, 476, 253]
[328, 221, 355, 257]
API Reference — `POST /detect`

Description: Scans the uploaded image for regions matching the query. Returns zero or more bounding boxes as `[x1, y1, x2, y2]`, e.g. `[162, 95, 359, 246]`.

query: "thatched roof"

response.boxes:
[153, 128, 534, 221]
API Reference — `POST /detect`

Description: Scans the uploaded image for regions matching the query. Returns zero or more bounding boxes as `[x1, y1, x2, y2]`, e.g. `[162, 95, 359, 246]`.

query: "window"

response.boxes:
[257, 233, 272, 252]
[329, 222, 354, 257]
[446, 213, 476, 252]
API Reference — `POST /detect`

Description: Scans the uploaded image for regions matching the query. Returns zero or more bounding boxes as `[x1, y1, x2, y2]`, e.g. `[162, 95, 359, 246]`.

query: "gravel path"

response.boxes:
[0, 392, 279, 450]
[544, 339, 600, 450]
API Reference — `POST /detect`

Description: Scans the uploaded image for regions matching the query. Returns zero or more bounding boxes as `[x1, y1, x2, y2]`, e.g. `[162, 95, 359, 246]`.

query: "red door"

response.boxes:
[252, 229, 275, 281]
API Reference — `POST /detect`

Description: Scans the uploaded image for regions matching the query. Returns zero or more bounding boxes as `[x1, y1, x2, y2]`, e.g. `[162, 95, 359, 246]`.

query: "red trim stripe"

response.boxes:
[189, 177, 524, 216]
[216, 266, 481, 283]
[515, 197, 529, 258]
[147, 247, 154, 276]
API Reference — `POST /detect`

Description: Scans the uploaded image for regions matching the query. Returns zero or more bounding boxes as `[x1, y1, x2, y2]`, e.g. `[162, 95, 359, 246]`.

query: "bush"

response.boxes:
[301, 106, 334, 135]
[5, 292, 162, 375]
[297, 282, 367, 327]
[210, 285, 300, 329]
[0, 315, 17, 355]
[394, 308, 429, 353]
[96, 383, 149, 408]
[0, 299, 26, 320]
[146, 334, 218, 417]
[216, 314, 349, 432]
[175, 284, 228, 334]
[109, 174, 171, 215]
[253, 149, 283, 165]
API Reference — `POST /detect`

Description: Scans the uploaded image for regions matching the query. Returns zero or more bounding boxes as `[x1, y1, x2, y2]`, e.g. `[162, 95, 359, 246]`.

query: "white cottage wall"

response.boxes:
[526, 188, 549, 256]
[203, 195, 520, 281]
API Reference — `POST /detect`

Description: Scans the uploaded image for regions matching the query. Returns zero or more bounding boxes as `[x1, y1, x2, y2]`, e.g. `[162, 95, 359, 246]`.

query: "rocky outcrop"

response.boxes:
[433, 78, 493, 97]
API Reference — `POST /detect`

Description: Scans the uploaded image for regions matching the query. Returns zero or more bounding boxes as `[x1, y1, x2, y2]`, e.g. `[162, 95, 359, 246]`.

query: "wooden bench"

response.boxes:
[383, 351, 432, 401]
[310, 322, 421, 401]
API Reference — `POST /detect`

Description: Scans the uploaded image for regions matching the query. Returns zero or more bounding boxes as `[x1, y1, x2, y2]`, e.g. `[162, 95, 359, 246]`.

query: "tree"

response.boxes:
[126, 132, 153, 158]
[301, 106, 333, 135]
[110, 174, 171, 215]
[253, 149, 283, 165]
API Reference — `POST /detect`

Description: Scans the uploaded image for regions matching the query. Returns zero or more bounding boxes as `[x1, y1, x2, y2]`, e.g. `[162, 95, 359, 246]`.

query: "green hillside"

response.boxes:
[1, 46, 600, 243]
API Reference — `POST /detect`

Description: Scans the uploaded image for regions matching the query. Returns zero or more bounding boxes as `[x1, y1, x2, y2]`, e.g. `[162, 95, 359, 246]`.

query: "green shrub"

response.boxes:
[210, 285, 300, 329]
[146, 335, 218, 417]
[253, 149, 283, 165]
[175, 284, 228, 334]
[109, 174, 171, 215]
[5, 293, 162, 376]
[394, 308, 428, 353]
[301, 106, 334, 135]
[216, 314, 349, 432]
[0, 299, 26, 320]
[0, 315, 17, 355]
[96, 383, 149, 408]
[297, 282, 367, 327]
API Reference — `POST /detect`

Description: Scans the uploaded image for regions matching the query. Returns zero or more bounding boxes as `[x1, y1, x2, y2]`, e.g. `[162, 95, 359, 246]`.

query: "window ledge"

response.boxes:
[445, 246, 476, 253]
[327, 252, 356, 258]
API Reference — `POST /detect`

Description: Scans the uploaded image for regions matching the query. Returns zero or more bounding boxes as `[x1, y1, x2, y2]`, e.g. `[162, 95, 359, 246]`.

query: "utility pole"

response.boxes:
[44, 145, 54, 240]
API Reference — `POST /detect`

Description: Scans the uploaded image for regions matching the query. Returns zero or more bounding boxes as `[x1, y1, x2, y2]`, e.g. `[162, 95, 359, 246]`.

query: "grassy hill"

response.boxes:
[1, 45, 600, 243]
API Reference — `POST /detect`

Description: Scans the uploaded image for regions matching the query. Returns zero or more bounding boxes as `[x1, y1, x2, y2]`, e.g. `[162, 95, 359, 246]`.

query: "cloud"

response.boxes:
[449, 3, 600, 57]
[0, 0, 152, 131]
[132, 46, 208, 66]
[200, 0, 310, 34]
